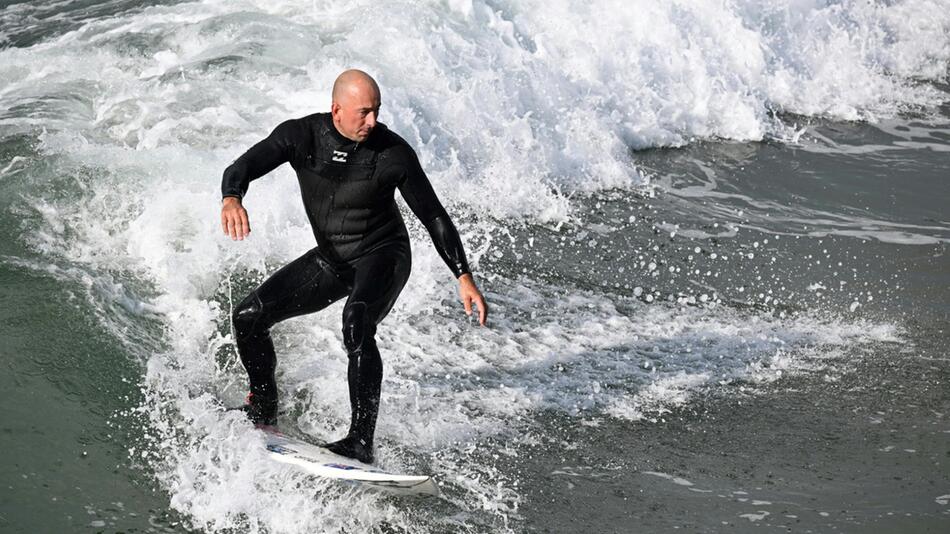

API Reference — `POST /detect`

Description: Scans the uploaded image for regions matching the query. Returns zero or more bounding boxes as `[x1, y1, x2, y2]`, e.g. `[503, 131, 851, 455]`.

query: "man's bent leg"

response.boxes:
[326, 242, 411, 463]
[232, 291, 281, 425]
[231, 248, 349, 425]
[233, 291, 277, 399]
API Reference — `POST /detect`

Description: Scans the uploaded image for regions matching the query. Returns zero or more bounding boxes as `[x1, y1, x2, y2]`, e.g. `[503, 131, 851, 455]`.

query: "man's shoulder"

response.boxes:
[296, 112, 330, 124]
[271, 113, 324, 135]
[282, 112, 329, 131]
[371, 123, 414, 155]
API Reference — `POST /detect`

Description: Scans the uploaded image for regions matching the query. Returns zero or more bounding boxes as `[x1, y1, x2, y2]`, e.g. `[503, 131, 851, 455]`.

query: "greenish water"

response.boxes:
[0, 265, 186, 532]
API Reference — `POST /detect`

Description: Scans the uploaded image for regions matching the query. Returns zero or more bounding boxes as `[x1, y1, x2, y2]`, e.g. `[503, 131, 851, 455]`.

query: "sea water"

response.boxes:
[1, 1, 948, 532]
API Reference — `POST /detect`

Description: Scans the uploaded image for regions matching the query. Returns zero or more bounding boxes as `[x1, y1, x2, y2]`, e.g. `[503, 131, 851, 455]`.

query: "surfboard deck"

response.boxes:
[262, 431, 440, 497]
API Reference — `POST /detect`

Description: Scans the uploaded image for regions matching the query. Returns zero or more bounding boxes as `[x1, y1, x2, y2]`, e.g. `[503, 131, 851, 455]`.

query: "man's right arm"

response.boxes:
[221, 120, 298, 199]
[220, 120, 298, 240]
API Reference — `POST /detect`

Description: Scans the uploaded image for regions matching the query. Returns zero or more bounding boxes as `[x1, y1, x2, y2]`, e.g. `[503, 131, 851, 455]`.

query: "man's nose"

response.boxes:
[365, 112, 377, 128]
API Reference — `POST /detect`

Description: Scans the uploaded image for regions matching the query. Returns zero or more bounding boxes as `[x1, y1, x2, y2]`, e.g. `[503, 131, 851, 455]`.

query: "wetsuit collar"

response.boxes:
[330, 114, 375, 152]
[328, 115, 354, 145]
[326, 113, 384, 149]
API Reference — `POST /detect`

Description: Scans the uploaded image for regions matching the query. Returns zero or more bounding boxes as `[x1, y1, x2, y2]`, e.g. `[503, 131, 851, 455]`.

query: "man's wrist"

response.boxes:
[222, 195, 242, 204]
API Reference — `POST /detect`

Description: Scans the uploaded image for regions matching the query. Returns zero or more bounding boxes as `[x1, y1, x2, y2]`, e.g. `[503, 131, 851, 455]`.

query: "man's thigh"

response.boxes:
[344, 242, 412, 324]
[250, 247, 351, 325]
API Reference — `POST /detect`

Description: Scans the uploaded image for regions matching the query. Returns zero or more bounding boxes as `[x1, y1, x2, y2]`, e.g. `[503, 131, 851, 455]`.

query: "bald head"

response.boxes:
[332, 69, 380, 103]
[331, 69, 382, 142]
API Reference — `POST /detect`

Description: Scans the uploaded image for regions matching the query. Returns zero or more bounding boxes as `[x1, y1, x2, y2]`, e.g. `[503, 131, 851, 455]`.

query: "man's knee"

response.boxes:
[342, 301, 377, 355]
[233, 292, 265, 340]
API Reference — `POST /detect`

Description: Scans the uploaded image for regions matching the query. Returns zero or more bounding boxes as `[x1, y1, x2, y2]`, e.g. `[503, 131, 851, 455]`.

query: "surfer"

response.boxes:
[220, 69, 487, 463]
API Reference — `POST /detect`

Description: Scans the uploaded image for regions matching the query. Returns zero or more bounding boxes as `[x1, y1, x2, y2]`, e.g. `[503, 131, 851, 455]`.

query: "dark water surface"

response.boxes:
[0, 266, 188, 532]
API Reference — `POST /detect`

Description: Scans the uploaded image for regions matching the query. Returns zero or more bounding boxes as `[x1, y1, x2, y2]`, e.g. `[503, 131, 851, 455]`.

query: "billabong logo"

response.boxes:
[332, 150, 348, 163]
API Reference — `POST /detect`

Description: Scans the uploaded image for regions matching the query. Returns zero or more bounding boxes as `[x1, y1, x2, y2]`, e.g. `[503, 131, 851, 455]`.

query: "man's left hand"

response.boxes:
[458, 273, 488, 326]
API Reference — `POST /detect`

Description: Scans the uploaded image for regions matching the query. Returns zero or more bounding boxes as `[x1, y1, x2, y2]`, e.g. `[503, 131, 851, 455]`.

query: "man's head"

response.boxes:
[331, 69, 381, 142]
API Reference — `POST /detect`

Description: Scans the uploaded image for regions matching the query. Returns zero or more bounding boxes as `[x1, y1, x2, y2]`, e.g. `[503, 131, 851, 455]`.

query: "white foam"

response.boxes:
[642, 471, 695, 487]
[4, 1, 948, 220]
[740, 511, 770, 522]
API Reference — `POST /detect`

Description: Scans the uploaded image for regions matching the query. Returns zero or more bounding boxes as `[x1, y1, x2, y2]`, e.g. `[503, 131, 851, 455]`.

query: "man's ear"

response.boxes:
[330, 101, 340, 118]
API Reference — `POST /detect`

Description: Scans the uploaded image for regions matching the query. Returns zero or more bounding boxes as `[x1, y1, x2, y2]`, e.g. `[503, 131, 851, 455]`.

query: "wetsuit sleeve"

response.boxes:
[396, 147, 472, 278]
[221, 120, 298, 199]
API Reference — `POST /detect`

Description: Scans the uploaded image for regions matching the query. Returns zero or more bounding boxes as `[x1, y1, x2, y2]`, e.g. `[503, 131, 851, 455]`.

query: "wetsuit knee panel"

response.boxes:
[342, 301, 377, 354]
[232, 292, 264, 339]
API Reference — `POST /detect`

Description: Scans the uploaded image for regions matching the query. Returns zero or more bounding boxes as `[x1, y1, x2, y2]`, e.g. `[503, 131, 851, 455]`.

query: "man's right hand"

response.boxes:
[221, 196, 251, 240]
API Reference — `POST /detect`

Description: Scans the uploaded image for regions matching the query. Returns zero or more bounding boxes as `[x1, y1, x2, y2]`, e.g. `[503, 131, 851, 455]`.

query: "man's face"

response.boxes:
[331, 84, 381, 142]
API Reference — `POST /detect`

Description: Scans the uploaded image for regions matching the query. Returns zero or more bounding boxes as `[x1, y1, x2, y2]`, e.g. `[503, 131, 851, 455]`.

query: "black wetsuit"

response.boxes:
[222, 112, 470, 462]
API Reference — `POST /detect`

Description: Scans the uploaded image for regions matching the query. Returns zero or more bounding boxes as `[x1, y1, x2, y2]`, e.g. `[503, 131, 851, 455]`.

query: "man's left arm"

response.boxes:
[396, 147, 488, 326]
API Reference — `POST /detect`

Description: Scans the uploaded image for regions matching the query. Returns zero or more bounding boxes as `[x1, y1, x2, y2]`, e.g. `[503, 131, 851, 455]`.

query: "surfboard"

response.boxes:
[262, 431, 439, 496]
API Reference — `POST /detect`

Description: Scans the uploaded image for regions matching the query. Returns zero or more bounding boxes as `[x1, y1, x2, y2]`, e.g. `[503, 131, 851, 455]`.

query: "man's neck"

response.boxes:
[331, 117, 358, 143]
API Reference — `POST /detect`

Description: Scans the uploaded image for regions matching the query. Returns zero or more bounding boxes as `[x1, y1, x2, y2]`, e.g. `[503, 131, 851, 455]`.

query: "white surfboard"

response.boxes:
[263, 431, 439, 496]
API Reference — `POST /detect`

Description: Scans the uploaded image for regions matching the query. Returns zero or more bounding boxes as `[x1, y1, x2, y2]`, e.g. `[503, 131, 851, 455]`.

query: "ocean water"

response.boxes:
[1, 0, 948, 532]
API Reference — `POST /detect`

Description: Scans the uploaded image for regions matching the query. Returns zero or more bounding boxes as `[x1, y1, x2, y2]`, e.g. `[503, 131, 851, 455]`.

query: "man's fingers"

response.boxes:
[222, 210, 235, 239]
[221, 207, 250, 240]
[476, 295, 488, 326]
[459, 276, 488, 327]
[239, 212, 250, 238]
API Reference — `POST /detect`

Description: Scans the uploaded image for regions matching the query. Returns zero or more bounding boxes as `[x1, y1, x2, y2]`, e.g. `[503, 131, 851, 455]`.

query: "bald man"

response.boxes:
[220, 69, 487, 463]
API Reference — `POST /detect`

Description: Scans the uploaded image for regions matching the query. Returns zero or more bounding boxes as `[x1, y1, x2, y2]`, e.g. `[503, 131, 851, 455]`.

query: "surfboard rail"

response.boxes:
[264, 432, 440, 496]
